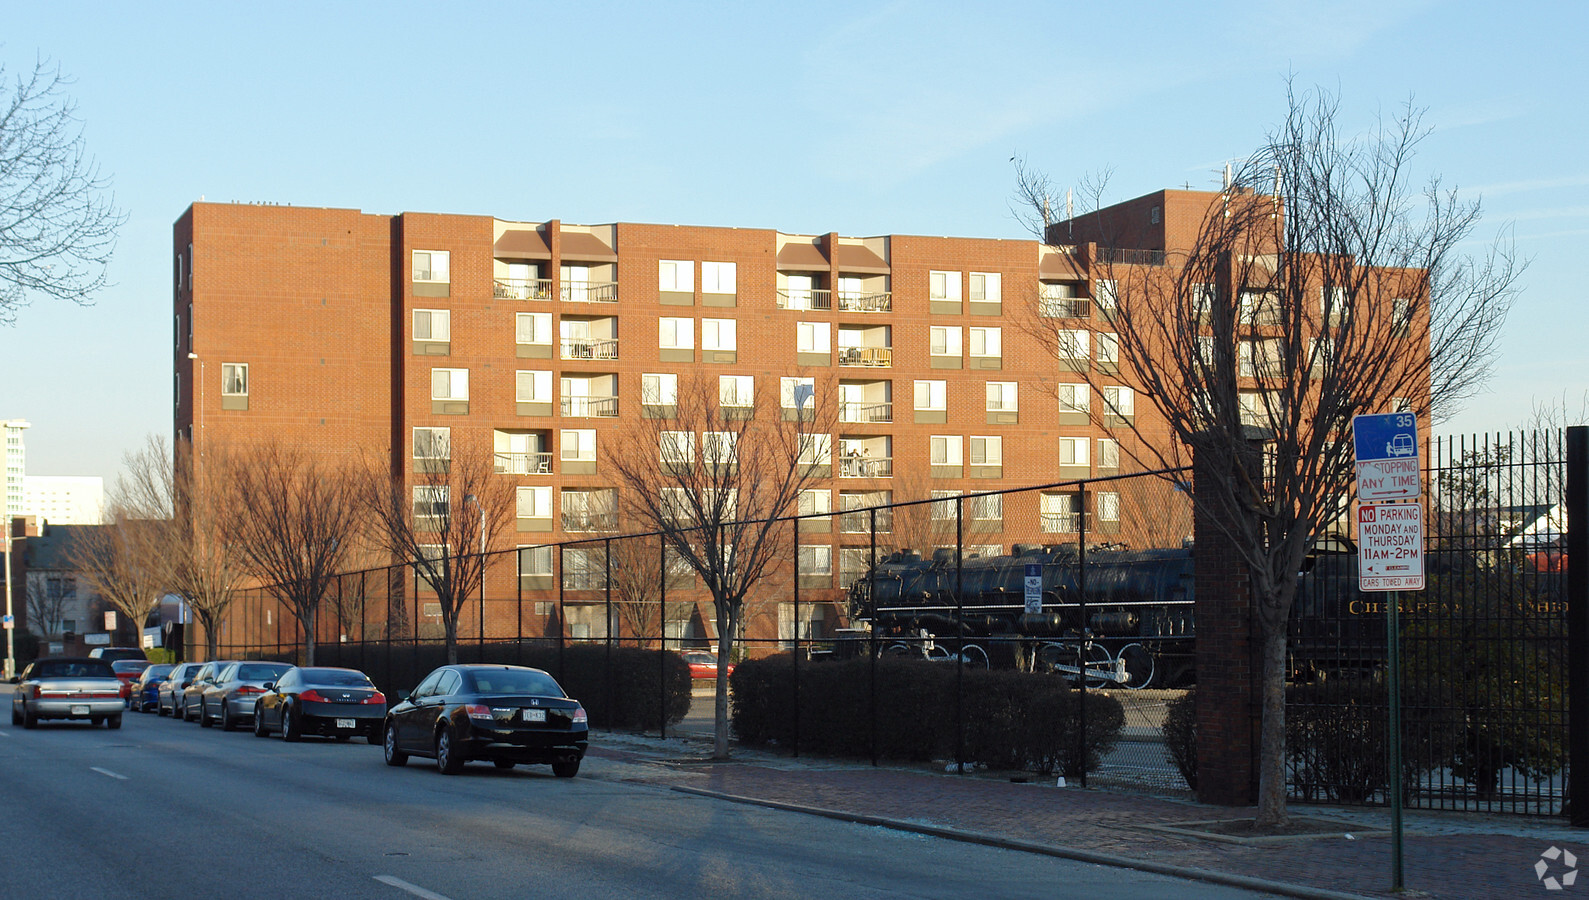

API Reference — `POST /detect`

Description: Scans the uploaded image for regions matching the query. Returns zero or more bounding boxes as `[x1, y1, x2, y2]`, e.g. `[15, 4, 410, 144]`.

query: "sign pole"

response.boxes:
[1386, 588, 1404, 890]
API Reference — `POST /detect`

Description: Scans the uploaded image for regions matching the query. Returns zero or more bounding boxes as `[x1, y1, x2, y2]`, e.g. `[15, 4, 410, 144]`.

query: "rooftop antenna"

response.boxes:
[1223, 162, 1232, 190]
[1065, 189, 1074, 240]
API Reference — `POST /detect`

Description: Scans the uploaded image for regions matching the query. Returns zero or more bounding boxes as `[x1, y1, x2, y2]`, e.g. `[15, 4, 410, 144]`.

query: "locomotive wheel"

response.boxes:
[1036, 641, 1114, 687]
[1118, 643, 1155, 690]
[958, 644, 990, 669]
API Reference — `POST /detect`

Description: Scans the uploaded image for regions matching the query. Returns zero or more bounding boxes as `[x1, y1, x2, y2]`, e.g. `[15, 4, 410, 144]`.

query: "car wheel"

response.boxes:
[11, 704, 21, 726]
[552, 756, 581, 779]
[366, 729, 381, 745]
[199, 702, 214, 727]
[493, 760, 516, 770]
[181, 700, 193, 722]
[22, 706, 37, 729]
[435, 726, 464, 775]
[91, 716, 103, 726]
[383, 722, 408, 767]
[253, 707, 269, 738]
[282, 704, 302, 742]
[107, 714, 122, 730]
[220, 701, 236, 732]
[157, 699, 169, 717]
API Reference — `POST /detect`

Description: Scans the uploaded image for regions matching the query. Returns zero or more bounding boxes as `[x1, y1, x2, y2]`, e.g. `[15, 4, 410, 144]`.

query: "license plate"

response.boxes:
[523, 709, 546, 723]
[71, 705, 90, 716]
[336, 718, 356, 729]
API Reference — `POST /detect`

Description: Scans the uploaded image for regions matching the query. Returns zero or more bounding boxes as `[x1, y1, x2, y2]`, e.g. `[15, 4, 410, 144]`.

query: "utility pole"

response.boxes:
[4, 520, 15, 679]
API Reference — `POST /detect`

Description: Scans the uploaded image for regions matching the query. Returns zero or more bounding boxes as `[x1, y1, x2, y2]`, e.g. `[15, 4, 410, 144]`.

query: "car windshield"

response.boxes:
[300, 669, 374, 687]
[112, 661, 150, 673]
[468, 669, 563, 697]
[237, 664, 291, 681]
[33, 660, 115, 678]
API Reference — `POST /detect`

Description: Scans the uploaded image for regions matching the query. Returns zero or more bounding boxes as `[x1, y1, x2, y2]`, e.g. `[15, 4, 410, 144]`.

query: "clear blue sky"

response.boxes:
[3, 1, 1584, 484]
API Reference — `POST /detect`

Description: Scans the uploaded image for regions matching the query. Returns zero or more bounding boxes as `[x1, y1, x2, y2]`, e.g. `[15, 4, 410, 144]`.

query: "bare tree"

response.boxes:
[0, 58, 125, 323]
[605, 373, 836, 758]
[1015, 86, 1521, 827]
[594, 520, 697, 649]
[361, 438, 513, 665]
[66, 507, 166, 643]
[24, 571, 69, 638]
[226, 441, 362, 665]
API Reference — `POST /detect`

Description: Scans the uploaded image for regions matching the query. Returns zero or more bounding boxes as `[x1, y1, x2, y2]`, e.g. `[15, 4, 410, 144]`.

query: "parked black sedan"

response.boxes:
[252, 667, 386, 743]
[383, 664, 588, 777]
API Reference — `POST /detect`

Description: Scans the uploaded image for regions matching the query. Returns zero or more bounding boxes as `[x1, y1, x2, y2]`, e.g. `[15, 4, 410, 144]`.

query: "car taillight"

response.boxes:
[464, 704, 494, 722]
[572, 706, 588, 725]
[298, 689, 327, 703]
[236, 686, 266, 695]
[121, 684, 130, 697]
[360, 691, 386, 705]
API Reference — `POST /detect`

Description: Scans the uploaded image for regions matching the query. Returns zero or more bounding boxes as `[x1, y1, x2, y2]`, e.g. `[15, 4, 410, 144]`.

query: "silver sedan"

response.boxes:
[10, 658, 125, 729]
[199, 661, 294, 730]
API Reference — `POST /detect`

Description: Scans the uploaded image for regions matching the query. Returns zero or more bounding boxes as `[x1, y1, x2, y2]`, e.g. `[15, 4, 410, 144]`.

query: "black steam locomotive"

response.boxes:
[845, 541, 1379, 689]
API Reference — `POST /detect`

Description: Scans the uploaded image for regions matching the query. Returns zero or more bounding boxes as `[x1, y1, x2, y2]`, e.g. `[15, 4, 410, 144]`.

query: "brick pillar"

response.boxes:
[1193, 452, 1261, 806]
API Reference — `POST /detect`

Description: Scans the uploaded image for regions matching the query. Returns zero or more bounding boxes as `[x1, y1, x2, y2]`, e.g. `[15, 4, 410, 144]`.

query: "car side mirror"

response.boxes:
[262, 682, 274, 691]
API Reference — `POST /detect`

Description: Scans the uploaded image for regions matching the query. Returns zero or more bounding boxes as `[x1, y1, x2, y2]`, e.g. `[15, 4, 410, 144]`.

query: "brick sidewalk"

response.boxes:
[590, 736, 1583, 900]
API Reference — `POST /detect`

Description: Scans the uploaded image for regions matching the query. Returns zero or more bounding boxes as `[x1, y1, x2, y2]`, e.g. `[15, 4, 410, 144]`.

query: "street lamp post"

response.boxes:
[4, 525, 15, 679]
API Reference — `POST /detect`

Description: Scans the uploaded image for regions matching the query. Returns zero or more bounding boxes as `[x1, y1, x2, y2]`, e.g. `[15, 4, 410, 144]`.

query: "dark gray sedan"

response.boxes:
[199, 661, 294, 730]
[179, 661, 238, 722]
[253, 667, 387, 743]
[10, 658, 125, 729]
[382, 664, 587, 776]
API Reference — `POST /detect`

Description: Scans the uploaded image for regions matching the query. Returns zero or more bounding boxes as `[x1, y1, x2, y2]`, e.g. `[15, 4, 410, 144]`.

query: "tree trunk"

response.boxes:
[445, 614, 459, 665]
[713, 607, 736, 760]
[1256, 623, 1290, 827]
[303, 605, 317, 666]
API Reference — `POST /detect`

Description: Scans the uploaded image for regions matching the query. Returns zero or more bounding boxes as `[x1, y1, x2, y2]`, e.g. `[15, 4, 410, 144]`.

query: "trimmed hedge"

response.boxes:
[309, 641, 693, 731]
[731, 655, 1124, 775]
[1286, 681, 1389, 803]
[1162, 688, 1196, 790]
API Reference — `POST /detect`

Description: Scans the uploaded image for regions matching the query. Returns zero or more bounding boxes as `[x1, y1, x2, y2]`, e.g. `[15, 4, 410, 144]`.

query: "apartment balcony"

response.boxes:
[561, 338, 619, 360]
[836, 291, 892, 313]
[1039, 297, 1091, 318]
[494, 278, 554, 301]
[839, 509, 893, 534]
[1041, 512, 1081, 533]
[839, 455, 893, 478]
[837, 346, 891, 367]
[562, 512, 617, 533]
[839, 401, 892, 424]
[777, 288, 832, 311]
[494, 451, 553, 475]
[561, 396, 618, 417]
[561, 281, 618, 303]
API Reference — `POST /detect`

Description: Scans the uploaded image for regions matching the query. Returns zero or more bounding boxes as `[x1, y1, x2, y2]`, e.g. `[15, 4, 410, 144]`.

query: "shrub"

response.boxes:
[1162, 688, 1196, 790]
[1286, 681, 1389, 803]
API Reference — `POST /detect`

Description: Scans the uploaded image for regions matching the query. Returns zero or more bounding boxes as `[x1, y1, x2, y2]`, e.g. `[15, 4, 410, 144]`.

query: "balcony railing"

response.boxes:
[494, 451, 553, 475]
[1098, 247, 1166, 266]
[1041, 512, 1081, 533]
[1039, 297, 1091, 318]
[840, 509, 893, 534]
[494, 278, 554, 300]
[837, 291, 892, 313]
[837, 346, 891, 367]
[561, 396, 618, 417]
[561, 338, 618, 360]
[561, 281, 618, 303]
[839, 455, 893, 478]
[777, 288, 832, 311]
[839, 401, 892, 424]
[562, 512, 617, 533]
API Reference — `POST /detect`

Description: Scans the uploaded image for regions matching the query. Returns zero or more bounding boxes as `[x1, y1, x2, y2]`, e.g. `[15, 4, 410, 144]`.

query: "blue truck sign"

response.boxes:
[1353, 412, 1421, 501]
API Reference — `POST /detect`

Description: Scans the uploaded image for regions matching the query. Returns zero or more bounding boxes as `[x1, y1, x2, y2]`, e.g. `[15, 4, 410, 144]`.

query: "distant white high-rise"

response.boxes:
[24, 476, 105, 526]
[2, 420, 29, 519]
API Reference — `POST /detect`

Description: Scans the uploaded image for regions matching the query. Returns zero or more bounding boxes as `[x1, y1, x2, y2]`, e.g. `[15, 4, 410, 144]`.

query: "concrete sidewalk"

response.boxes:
[587, 729, 1585, 900]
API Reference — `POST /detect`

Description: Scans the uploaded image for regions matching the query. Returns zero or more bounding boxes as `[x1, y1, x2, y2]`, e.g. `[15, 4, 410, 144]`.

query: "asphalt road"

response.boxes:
[0, 690, 1278, 900]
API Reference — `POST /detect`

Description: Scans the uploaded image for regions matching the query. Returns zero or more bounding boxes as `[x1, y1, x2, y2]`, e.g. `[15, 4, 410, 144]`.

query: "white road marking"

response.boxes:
[374, 875, 455, 900]
[90, 767, 127, 780]
[0, 730, 10, 737]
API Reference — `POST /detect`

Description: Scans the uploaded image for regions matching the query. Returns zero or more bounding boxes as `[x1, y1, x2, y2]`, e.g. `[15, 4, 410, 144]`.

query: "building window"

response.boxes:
[930, 435, 963, 466]
[1057, 383, 1088, 415]
[780, 376, 815, 410]
[970, 493, 1002, 522]
[702, 261, 737, 294]
[1097, 438, 1120, 470]
[797, 545, 832, 577]
[642, 373, 678, 407]
[1096, 332, 1119, 365]
[798, 489, 831, 519]
[1102, 385, 1134, 417]
[562, 489, 615, 532]
[516, 370, 552, 403]
[516, 312, 552, 345]
[930, 490, 959, 521]
[659, 260, 694, 293]
[560, 429, 595, 462]
[518, 545, 553, 577]
[1094, 278, 1117, 311]
[1041, 492, 1081, 533]
[1058, 437, 1089, 467]
[1098, 491, 1121, 525]
[719, 374, 753, 409]
[969, 327, 1001, 359]
[929, 270, 962, 301]
[969, 436, 1001, 466]
[412, 250, 450, 283]
[221, 363, 249, 396]
[797, 321, 830, 353]
[1056, 329, 1089, 360]
[969, 272, 1001, 303]
[703, 431, 737, 465]
[432, 368, 468, 401]
[413, 427, 450, 462]
[702, 318, 737, 351]
[413, 485, 450, 527]
[930, 326, 962, 358]
[986, 382, 1017, 413]
[517, 485, 553, 519]
[413, 309, 450, 341]
[659, 317, 693, 350]
[660, 431, 695, 465]
[914, 380, 946, 412]
[1392, 297, 1412, 335]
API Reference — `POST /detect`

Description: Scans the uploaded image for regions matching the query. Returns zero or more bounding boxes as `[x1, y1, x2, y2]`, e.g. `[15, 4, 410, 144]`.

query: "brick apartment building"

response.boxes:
[171, 189, 1336, 649]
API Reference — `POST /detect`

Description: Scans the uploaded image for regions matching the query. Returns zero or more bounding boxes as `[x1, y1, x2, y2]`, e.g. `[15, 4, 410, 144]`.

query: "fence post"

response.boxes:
[792, 516, 801, 758]
[869, 508, 878, 768]
[955, 497, 965, 775]
[1568, 425, 1587, 827]
[658, 534, 667, 740]
[1076, 484, 1088, 790]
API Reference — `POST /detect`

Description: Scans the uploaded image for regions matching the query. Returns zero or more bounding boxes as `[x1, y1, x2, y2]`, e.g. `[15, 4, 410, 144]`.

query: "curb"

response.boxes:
[670, 784, 1379, 900]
